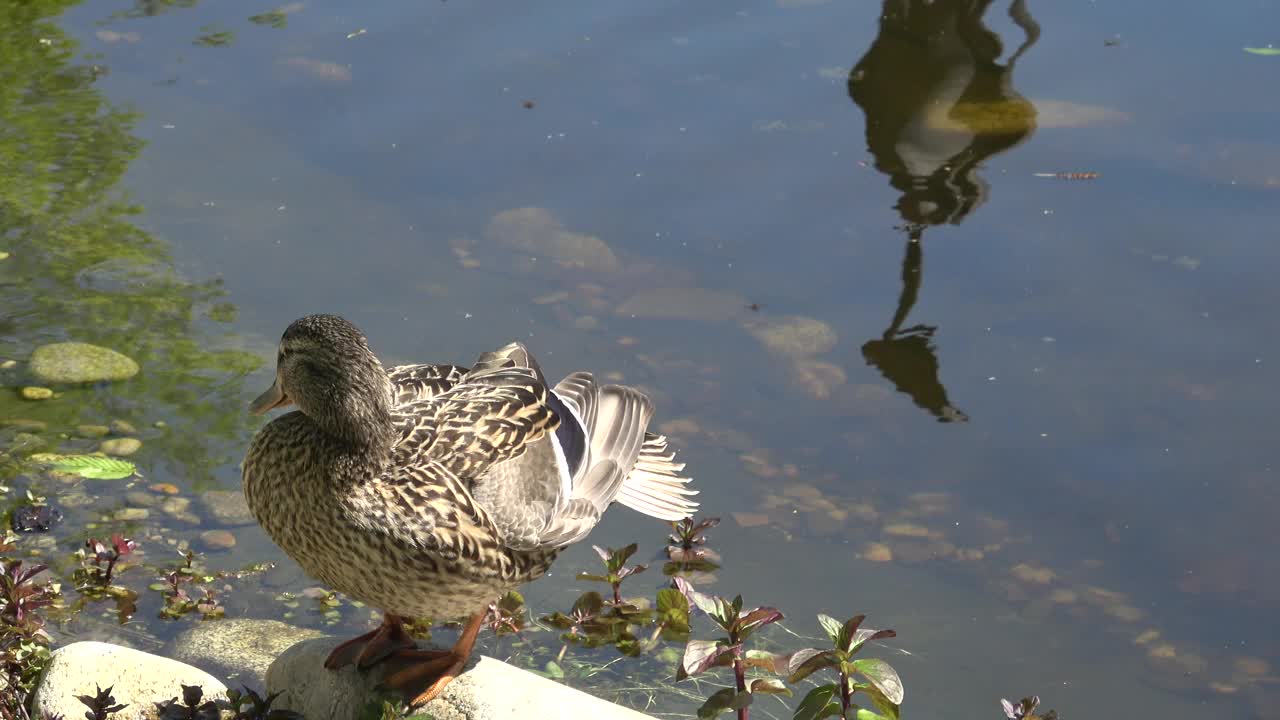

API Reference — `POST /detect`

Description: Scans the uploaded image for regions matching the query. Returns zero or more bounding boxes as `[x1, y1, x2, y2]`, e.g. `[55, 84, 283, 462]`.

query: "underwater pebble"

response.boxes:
[1010, 563, 1056, 585]
[124, 491, 157, 508]
[75, 424, 111, 439]
[0, 359, 15, 369]
[113, 508, 149, 521]
[955, 548, 985, 562]
[1235, 656, 1271, 677]
[573, 315, 600, 331]
[616, 287, 745, 322]
[21, 386, 54, 400]
[200, 490, 255, 526]
[1133, 629, 1161, 645]
[29, 342, 139, 383]
[731, 512, 770, 528]
[199, 530, 237, 550]
[1105, 604, 1145, 622]
[883, 523, 937, 539]
[658, 418, 701, 437]
[1048, 589, 1078, 604]
[1079, 585, 1127, 606]
[59, 493, 94, 509]
[109, 419, 138, 435]
[742, 314, 837, 357]
[99, 437, 142, 456]
[149, 483, 180, 495]
[159, 497, 191, 514]
[792, 359, 846, 399]
[862, 542, 893, 562]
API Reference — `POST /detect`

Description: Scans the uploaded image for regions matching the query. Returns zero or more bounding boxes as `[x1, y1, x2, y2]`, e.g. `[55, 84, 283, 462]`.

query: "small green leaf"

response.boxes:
[817, 614, 843, 644]
[1244, 46, 1280, 56]
[28, 453, 137, 479]
[848, 627, 896, 656]
[852, 709, 891, 720]
[786, 648, 839, 683]
[543, 660, 564, 680]
[850, 683, 901, 720]
[697, 688, 753, 718]
[837, 614, 866, 652]
[749, 677, 792, 696]
[850, 658, 904, 705]
[793, 684, 842, 720]
[744, 649, 788, 674]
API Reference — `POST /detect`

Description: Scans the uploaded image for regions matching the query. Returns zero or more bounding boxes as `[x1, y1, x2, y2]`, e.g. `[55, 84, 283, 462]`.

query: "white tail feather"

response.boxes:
[614, 434, 698, 521]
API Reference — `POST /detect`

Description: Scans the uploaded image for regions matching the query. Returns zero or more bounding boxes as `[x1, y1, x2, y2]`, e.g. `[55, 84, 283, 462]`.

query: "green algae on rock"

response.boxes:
[29, 342, 140, 384]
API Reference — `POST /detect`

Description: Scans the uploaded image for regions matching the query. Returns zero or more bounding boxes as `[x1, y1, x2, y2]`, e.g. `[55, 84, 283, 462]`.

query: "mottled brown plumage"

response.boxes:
[241, 314, 697, 704]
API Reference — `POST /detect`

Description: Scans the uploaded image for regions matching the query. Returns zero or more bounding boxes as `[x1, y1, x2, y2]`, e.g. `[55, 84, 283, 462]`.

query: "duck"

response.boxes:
[241, 314, 697, 706]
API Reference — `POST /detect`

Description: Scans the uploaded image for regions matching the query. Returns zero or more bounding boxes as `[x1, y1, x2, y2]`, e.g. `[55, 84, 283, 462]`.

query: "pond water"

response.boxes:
[3, 0, 1280, 717]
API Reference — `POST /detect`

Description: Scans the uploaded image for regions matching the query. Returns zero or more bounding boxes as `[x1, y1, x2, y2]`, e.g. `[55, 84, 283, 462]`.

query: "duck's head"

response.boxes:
[250, 314, 394, 448]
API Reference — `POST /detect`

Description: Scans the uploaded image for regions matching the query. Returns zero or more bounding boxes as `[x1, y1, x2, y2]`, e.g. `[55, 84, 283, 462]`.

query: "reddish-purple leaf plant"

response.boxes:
[785, 614, 901, 720]
[673, 577, 788, 720]
[577, 544, 648, 606]
[1001, 696, 1058, 720]
[665, 517, 721, 574]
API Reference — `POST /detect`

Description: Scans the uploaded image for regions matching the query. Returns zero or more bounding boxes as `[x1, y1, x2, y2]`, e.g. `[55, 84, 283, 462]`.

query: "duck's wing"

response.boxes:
[387, 363, 468, 405]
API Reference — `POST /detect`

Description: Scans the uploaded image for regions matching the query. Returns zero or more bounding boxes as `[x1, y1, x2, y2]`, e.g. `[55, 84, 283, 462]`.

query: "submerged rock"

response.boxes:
[100, 437, 142, 456]
[31, 641, 227, 720]
[743, 315, 837, 357]
[199, 489, 255, 526]
[170, 619, 323, 688]
[29, 342, 139, 384]
[20, 386, 53, 400]
[485, 207, 620, 273]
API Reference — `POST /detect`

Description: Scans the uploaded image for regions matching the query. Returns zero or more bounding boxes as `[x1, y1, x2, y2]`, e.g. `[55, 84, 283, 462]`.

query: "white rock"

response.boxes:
[32, 641, 227, 720]
[267, 637, 656, 720]
[169, 619, 324, 687]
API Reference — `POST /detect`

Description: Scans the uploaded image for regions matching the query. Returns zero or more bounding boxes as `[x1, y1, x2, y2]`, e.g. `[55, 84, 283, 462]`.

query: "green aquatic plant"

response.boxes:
[664, 516, 721, 575]
[577, 543, 648, 607]
[1001, 696, 1057, 720]
[485, 590, 526, 637]
[783, 614, 901, 720]
[0, 559, 60, 709]
[221, 686, 304, 720]
[673, 577, 788, 720]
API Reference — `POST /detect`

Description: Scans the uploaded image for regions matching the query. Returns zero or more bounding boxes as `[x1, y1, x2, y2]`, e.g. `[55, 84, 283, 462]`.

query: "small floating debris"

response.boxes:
[1243, 46, 1280, 56]
[346, 28, 367, 39]
[12, 504, 63, 533]
[1033, 172, 1099, 180]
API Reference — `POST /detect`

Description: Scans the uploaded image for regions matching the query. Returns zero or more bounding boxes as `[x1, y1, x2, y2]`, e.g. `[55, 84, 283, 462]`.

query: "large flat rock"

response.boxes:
[267, 636, 656, 720]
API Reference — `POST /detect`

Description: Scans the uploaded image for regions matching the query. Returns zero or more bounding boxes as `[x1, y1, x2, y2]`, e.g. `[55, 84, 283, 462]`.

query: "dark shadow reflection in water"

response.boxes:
[848, 0, 1041, 422]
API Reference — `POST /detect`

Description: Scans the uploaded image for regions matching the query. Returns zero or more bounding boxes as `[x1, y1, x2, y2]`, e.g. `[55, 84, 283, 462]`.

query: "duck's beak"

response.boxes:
[249, 379, 291, 415]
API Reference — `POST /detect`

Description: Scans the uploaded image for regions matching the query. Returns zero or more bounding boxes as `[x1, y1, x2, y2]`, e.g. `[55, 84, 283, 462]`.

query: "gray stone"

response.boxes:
[29, 342, 140, 384]
[110, 419, 139, 435]
[169, 619, 323, 688]
[32, 641, 227, 720]
[267, 637, 656, 720]
[199, 529, 237, 551]
[199, 489, 255, 525]
[100, 437, 143, 456]
[113, 507, 149, 521]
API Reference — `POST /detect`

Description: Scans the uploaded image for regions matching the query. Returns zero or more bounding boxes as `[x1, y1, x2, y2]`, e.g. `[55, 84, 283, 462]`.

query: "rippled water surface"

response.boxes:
[4, 0, 1280, 716]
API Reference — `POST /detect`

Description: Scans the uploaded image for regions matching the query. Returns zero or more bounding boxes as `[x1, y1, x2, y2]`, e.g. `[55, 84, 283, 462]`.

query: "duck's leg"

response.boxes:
[324, 613, 420, 670]
[380, 609, 486, 707]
